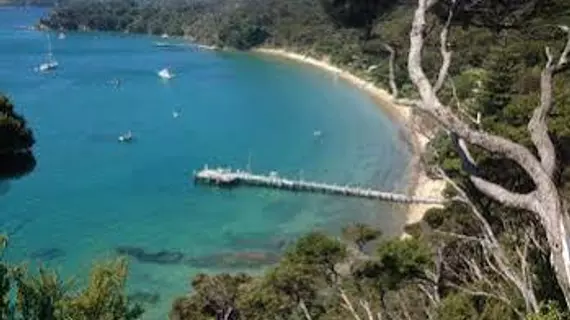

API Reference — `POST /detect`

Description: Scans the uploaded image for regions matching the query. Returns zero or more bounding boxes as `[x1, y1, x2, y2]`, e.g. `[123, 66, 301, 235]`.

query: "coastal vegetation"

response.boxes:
[25, 0, 570, 318]
[0, 0, 55, 6]
[0, 95, 35, 179]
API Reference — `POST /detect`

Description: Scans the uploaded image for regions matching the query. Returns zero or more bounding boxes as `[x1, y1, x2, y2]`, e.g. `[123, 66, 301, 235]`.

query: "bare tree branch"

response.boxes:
[445, 282, 524, 318]
[409, 1, 552, 195]
[340, 288, 362, 320]
[433, 0, 454, 93]
[299, 300, 313, 320]
[223, 308, 234, 320]
[528, 51, 558, 177]
[528, 26, 570, 177]
[382, 43, 399, 98]
[394, 98, 422, 107]
[556, 25, 570, 68]
[397, 292, 413, 320]
[433, 229, 482, 242]
[409, 0, 570, 306]
[439, 168, 539, 312]
[359, 300, 375, 320]
[448, 79, 480, 125]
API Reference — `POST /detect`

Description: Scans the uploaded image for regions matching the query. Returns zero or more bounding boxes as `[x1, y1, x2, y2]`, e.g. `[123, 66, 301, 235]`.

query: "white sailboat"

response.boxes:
[37, 33, 58, 72]
[118, 130, 134, 143]
[158, 67, 174, 80]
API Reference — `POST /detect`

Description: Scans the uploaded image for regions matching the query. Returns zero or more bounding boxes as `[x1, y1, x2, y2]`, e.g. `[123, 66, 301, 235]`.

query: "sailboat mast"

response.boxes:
[47, 33, 52, 56]
[246, 150, 252, 172]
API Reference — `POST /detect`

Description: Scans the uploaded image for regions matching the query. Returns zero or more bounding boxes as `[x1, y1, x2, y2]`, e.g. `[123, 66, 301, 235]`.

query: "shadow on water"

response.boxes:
[128, 290, 160, 306]
[115, 245, 282, 269]
[0, 181, 10, 196]
[29, 247, 66, 262]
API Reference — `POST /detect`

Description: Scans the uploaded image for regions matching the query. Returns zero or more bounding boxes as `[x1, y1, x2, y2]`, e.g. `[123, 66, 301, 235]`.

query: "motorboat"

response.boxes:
[158, 68, 174, 80]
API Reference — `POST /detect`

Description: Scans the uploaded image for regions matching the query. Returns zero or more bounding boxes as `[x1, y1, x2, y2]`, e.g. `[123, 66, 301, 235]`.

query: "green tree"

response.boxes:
[284, 231, 347, 282]
[170, 273, 252, 320]
[341, 223, 382, 252]
[0, 95, 36, 179]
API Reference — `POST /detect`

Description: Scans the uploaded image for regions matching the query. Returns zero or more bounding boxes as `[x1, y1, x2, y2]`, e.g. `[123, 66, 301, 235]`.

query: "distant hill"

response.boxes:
[0, 0, 56, 7]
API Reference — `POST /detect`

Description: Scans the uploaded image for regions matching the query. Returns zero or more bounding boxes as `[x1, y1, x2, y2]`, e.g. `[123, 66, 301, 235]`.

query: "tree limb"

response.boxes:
[359, 300, 375, 320]
[339, 288, 362, 320]
[409, 0, 570, 309]
[556, 25, 570, 69]
[446, 136, 539, 211]
[433, 0, 454, 93]
[448, 79, 480, 125]
[528, 50, 557, 178]
[408, 0, 552, 210]
[528, 26, 570, 177]
[445, 282, 524, 318]
[299, 300, 313, 320]
[382, 43, 399, 98]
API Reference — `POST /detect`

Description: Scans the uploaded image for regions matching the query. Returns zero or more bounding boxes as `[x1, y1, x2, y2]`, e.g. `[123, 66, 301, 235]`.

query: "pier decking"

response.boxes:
[193, 166, 445, 205]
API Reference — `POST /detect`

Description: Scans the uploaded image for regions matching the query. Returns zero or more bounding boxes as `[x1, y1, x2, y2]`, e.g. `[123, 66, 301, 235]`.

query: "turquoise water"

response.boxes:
[0, 7, 411, 318]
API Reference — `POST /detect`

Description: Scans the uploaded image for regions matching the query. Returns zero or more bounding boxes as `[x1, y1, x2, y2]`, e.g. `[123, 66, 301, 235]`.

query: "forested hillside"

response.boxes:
[39, 0, 570, 319]
[0, 0, 55, 6]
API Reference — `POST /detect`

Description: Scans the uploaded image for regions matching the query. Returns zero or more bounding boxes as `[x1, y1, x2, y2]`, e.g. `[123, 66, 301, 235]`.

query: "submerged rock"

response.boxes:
[128, 291, 160, 305]
[185, 251, 281, 269]
[115, 245, 281, 269]
[116, 246, 184, 265]
[30, 247, 65, 261]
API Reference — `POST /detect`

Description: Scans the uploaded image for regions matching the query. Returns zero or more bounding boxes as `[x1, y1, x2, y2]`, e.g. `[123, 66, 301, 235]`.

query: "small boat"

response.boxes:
[153, 42, 175, 48]
[37, 33, 58, 72]
[38, 60, 58, 72]
[161, 33, 169, 39]
[172, 111, 180, 118]
[118, 131, 134, 143]
[313, 130, 322, 137]
[110, 78, 121, 88]
[58, 32, 66, 40]
[158, 68, 174, 80]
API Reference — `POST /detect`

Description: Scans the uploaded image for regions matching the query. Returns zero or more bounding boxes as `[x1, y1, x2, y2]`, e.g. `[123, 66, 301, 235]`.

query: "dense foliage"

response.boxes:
[0, 0, 55, 6]
[0, 95, 35, 179]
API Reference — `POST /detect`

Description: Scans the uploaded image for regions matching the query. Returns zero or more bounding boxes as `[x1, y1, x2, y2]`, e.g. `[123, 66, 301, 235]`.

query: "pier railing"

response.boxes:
[193, 166, 444, 205]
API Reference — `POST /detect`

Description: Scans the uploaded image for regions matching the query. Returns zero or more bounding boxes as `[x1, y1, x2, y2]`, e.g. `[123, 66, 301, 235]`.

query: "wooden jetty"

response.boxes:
[193, 166, 445, 205]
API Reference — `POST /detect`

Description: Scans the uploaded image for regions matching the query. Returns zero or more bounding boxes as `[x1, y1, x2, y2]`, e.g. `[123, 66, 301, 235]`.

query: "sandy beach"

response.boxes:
[253, 48, 446, 227]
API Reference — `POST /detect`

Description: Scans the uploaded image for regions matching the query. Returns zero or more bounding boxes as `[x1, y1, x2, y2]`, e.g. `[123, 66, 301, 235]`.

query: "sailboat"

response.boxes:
[118, 130, 134, 143]
[58, 32, 66, 40]
[37, 33, 58, 72]
[158, 67, 174, 80]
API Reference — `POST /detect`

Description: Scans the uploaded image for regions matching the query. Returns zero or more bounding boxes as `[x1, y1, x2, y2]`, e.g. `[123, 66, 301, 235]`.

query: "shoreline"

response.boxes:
[252, 47, 445, 228]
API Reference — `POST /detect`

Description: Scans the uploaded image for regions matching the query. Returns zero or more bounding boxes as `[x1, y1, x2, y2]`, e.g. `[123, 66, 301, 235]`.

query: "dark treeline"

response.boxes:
[20, 0, 570, 319]
[0, 0, 56, 6]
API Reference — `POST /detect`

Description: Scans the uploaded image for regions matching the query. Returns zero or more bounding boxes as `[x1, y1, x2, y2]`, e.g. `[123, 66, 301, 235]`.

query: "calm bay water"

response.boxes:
[0, 7, 411, 318]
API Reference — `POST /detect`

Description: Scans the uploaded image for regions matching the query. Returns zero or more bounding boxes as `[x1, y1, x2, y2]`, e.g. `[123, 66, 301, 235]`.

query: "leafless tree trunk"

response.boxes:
[406, 0, 570, 307]
[437, 168, 539, 314]
[299, 300, 313, 320]
[382, 43, 399, 99]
